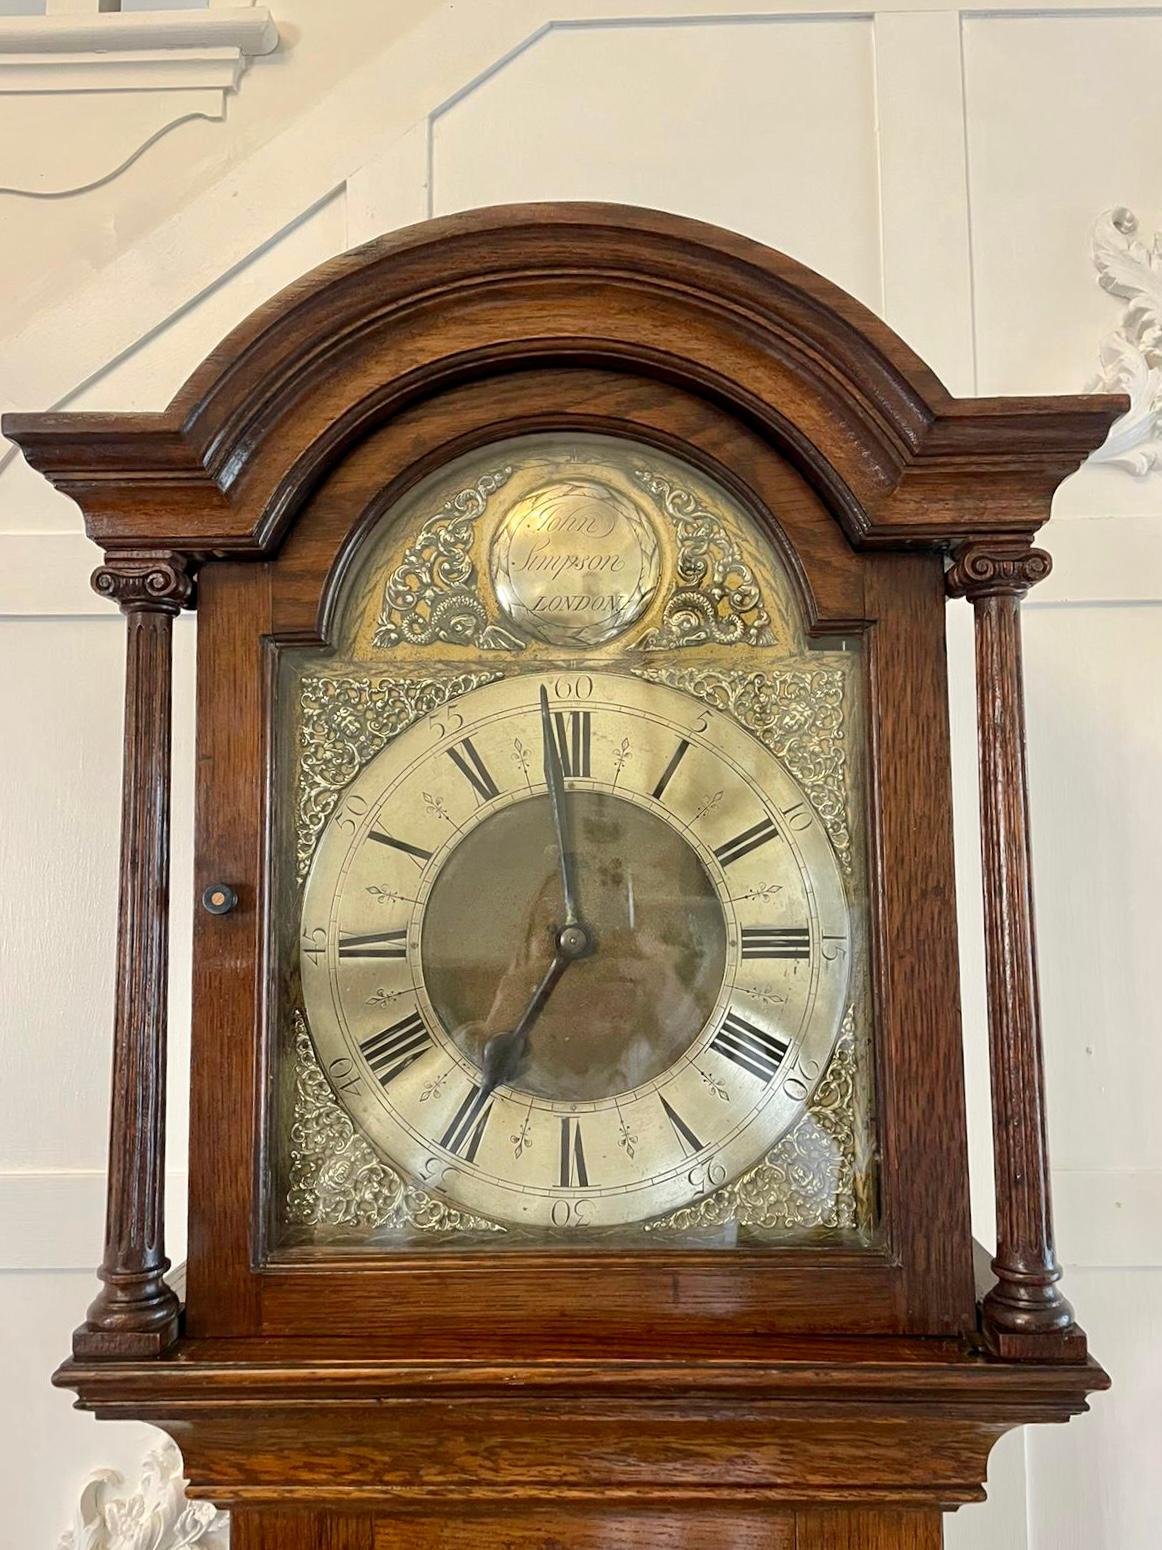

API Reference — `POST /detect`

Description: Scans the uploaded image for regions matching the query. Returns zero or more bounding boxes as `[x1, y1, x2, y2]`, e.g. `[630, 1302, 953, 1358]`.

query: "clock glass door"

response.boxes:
[267, 433, 877, 1250]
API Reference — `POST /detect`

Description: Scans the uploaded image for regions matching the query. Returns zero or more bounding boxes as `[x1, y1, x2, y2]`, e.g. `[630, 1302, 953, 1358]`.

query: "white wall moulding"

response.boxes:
[0, 49, 249, 95]
[1086, 207, 1162, 476]
[0, 5, 278, 196]
[57, 1437, 229, 1550]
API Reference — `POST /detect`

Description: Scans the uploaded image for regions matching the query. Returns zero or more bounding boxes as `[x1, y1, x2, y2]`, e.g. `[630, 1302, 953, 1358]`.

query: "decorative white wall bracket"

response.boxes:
[0, 5, 278, 196]
[1086, 207, 1162, 476]
[57, 1436, 229, 1550]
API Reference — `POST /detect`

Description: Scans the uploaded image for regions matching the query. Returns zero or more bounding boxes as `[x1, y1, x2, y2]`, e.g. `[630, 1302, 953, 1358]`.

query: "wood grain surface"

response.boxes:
[72, 555, 194, 1357]
[4, 204, 1118, 1541]
[947, 543, 1085, 1360]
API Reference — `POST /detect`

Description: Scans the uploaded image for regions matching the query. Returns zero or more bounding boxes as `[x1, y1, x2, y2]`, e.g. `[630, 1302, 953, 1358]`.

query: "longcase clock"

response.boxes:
[5, 205, 1122, 1550]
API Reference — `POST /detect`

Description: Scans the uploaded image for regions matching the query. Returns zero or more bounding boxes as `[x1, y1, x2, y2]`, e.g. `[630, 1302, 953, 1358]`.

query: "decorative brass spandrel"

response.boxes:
[372, 468, 524, 652]
[635, 663, 854, 877]
[337, 435, 795, 661]
[286, 1013, 504, 1236]
[645, 1007, 870, 1236]
[296, 670, 502, 879]
[631, 469, 774, 649]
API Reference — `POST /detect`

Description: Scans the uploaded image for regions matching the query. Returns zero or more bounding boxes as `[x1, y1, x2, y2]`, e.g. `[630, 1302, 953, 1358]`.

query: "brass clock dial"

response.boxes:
[300, 671, 850, 1229]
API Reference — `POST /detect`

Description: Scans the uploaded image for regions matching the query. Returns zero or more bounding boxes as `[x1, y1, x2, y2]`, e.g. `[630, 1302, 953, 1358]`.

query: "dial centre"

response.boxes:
[557, 923, 593, 959]
[420, 790, 729, 1102]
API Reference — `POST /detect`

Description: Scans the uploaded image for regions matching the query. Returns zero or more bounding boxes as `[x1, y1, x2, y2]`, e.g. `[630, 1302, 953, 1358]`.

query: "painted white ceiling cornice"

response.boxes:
[0, 4, 278, 197]
[0, 7, 277, 59]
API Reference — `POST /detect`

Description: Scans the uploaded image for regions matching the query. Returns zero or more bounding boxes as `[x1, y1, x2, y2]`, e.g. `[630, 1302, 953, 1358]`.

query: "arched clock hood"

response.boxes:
[5, 202, 1118, 556]
[4, 203, 1121, 1550]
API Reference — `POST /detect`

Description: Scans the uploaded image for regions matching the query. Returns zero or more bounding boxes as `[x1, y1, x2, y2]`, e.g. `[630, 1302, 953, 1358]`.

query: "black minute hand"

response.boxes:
[540, 685, 581, 929]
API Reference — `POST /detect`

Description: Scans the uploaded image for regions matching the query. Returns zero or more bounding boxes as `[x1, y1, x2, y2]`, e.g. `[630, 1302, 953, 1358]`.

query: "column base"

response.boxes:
[72, 1309, 180, 1359]
[979, 1316, 1089, 1364]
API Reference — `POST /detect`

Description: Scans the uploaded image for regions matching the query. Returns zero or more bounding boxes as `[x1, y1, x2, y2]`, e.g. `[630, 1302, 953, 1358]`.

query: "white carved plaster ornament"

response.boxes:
[1087, 207, 1162, 477]
[57, 1437, 229, 1550]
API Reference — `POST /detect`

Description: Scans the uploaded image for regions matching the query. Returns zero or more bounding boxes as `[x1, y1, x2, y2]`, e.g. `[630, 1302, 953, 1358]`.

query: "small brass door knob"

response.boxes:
[201, 883, 238, 916]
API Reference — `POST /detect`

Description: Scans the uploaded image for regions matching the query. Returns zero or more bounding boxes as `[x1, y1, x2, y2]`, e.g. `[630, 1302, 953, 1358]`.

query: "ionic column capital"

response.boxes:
[946, 542, 1052, 601]
[91, 550, 197, 614]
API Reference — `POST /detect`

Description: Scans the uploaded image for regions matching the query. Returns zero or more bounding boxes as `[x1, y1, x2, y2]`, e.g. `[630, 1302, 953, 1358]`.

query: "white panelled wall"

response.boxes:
[1, 4, 1159, 1545]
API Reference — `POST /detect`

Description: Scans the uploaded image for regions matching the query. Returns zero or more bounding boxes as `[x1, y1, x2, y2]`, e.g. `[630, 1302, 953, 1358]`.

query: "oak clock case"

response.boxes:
[5, 205, 1119, 1550]
[271, 433, 876, 1252]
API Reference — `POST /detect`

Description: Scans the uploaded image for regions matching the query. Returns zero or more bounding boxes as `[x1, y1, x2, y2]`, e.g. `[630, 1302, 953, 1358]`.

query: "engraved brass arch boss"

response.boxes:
[490, 476, 662, 647]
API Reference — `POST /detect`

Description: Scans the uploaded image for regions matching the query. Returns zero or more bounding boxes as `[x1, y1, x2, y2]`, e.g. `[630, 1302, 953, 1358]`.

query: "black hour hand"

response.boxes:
[480, 950, 568, 1099]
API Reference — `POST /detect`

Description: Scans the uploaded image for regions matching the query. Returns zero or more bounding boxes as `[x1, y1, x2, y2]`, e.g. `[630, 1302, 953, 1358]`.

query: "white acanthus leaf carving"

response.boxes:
[1086, 207, 1162, 476]
[57, 1437, 229, 1550]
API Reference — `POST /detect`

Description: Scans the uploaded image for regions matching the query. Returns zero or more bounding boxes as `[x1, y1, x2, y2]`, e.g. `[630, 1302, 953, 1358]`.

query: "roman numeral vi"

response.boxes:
[559, 1116, 589, 1187]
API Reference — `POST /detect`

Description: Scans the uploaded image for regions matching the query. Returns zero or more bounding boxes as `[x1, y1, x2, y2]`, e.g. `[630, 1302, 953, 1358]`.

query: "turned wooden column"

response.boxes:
[74, 551, 195, 1359]
[947, 541, 1083, 1361]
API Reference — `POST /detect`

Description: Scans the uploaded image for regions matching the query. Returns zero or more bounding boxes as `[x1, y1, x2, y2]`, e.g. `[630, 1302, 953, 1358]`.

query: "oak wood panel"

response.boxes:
[164, 1410, 1001, 1497]
[863, 556, 975, 1330]
[257, 1255, 902, 1343]
[231, 1508, 373, 1550]
[185, 562, 271, 1336]
[231, 1502, 939, 1550]
[373, 1507, 796, 1550]
[796, 1509, 942, 1550]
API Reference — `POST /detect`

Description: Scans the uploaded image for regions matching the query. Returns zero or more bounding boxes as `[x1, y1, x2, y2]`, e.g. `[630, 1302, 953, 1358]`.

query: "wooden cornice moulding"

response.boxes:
[53, 1341, 1109, 1413]
[53, 1342, 1109, 1515]
[54, 1356, 1109, 1508]
[2, 204, 1125, 555]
